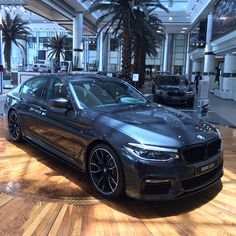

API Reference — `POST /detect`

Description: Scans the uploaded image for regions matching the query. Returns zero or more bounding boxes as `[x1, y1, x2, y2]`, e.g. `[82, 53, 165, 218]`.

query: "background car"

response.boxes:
[33, 64, 38, 72]
[4, 74, 223, 200]
[152, 74, 195, 107]
[38, 65, 50, 73]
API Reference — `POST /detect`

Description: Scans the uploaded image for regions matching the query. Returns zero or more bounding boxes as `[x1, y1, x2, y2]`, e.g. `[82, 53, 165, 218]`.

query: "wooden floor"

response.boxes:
[0, 116, 236, 236]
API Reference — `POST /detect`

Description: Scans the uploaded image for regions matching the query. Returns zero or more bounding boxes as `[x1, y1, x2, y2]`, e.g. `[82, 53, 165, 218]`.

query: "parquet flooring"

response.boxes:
[0, 116, 235, 235]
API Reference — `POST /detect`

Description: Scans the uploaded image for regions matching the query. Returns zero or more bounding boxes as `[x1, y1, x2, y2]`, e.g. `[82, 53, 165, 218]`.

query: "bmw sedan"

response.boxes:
[152, 74, 195, 107]
[4, 74, 223, 200]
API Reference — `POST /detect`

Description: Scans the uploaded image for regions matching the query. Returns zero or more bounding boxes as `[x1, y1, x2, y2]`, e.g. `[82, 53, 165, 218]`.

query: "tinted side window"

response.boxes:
[21, 77, 47, 98]
[48, 79, 69, 100]
[21, 80, 33, 95]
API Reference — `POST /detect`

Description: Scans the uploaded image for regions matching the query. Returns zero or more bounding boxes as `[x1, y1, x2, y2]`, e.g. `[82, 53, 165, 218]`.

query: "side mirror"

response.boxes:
[50, 98, 71, 109]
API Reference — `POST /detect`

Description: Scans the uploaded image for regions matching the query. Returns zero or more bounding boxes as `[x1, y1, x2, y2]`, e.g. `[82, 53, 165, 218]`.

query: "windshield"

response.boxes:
[71, 80, 149, 108]
[158, 76, 188, 86]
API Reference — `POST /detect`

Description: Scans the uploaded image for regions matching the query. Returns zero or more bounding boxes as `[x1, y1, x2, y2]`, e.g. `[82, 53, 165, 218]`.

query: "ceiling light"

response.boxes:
[180, 31, 185, 33]
[182, 27, 187, 30]
[169, 16, 173, 21]
[232, 51, 236, 54]
[156, 30, 161, 33]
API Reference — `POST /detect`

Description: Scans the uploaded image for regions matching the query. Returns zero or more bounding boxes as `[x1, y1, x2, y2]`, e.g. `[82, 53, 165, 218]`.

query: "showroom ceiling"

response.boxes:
[0, 0, 216, 35]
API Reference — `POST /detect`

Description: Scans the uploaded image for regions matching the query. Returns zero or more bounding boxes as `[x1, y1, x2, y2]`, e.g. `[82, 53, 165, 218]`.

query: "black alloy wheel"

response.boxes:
[88, 144, 124, 198]
[8, 111, 23, 142]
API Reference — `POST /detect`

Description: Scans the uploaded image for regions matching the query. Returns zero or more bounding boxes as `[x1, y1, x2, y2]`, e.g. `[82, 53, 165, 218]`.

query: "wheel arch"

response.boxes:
[85, 139, 121, 173]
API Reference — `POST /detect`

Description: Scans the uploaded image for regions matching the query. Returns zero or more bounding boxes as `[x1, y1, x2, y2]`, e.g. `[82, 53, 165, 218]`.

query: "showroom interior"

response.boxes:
[0, 0, 235, 235]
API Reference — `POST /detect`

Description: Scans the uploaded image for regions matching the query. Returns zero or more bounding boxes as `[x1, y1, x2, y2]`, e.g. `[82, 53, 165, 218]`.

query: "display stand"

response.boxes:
[132, 73, 139, 88]
[198, 80, 209, 117]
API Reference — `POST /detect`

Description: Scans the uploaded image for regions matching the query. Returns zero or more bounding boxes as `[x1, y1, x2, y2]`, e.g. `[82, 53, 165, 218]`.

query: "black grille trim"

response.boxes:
[180, 138, 221, 163]
[168, 91, 185, 96]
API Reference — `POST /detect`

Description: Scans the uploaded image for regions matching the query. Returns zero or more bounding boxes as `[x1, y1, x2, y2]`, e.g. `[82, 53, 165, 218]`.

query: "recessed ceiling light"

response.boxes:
[169, 16, 173, 21]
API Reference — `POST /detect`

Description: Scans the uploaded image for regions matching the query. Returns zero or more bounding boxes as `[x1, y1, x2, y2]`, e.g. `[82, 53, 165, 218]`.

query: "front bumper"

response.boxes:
[156, 94, 194, 105]
[121, 149, 223, 200]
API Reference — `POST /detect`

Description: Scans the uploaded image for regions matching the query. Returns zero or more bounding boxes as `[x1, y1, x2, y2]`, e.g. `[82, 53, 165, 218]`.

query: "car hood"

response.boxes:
[91, 104, 218, 148]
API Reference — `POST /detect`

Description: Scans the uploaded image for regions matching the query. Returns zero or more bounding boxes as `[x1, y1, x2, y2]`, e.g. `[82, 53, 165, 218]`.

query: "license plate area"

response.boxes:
[195, 161, 218, 175]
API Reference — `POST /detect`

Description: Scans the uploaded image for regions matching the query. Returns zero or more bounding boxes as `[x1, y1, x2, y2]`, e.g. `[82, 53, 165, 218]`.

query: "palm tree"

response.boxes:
[44, 34, 67, 72]
[85, 0, 167, 81]
[132, 9, 165, 86]
[2, 11, 31, 72]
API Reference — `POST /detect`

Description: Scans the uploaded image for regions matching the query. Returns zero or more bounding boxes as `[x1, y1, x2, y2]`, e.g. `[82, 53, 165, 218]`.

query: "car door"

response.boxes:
[38, 78, 86, 167]
[17, 76, 48, 140]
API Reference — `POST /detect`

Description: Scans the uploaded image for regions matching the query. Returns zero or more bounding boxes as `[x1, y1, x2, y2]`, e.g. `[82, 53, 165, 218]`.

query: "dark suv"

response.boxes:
[152, 74, 195, 107]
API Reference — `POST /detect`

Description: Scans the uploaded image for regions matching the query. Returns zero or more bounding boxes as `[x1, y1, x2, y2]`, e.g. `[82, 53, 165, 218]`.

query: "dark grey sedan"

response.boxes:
[4, 74, 223, 200]
[152, 74, 195, 107]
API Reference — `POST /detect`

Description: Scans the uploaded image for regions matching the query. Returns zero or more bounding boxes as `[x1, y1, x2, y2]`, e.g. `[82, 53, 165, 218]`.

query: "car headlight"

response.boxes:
[125, 143, 179, 162]
[186, 90, 194, 95]
[156, 90, 167, 96]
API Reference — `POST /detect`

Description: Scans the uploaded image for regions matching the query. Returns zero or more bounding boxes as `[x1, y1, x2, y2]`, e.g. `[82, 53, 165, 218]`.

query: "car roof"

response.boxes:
[156, 74, 186, 79]
[32, 73, 121, 83]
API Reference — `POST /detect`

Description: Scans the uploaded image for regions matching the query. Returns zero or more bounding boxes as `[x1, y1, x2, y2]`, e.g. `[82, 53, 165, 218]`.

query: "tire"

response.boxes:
[88, 144, 124, 198]
[8, 110, 23, 142]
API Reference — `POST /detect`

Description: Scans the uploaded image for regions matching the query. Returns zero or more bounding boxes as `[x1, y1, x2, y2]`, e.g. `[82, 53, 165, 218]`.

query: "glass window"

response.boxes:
[175, 39, 185, 47]
[21, 80, 33, 95]
[48, 79, 69, 100]
[21, 77, 47, 98]
[71, 80, 149, 108]
[158, 75, 187, 85]
[110, 38, 118, 51]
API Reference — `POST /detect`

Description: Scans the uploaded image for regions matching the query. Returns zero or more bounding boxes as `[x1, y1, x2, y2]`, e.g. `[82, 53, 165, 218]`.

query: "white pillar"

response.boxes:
[97, 31, 104, 71]
[84, 36, 89, 71]
[206, 12, 213, 44]
[107, 33, 111, 72]
[203, 12, 215, 90]
[163, 33, 169, 72]
[73, 12, 83, 71]
[0, 14, 3, 94]
[191, 61, 201, 82]
[222, 54, 236, 101]
[97, 31, 110, 72]
[185, 33, 190, 78]
[192, 61, 201, 73]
